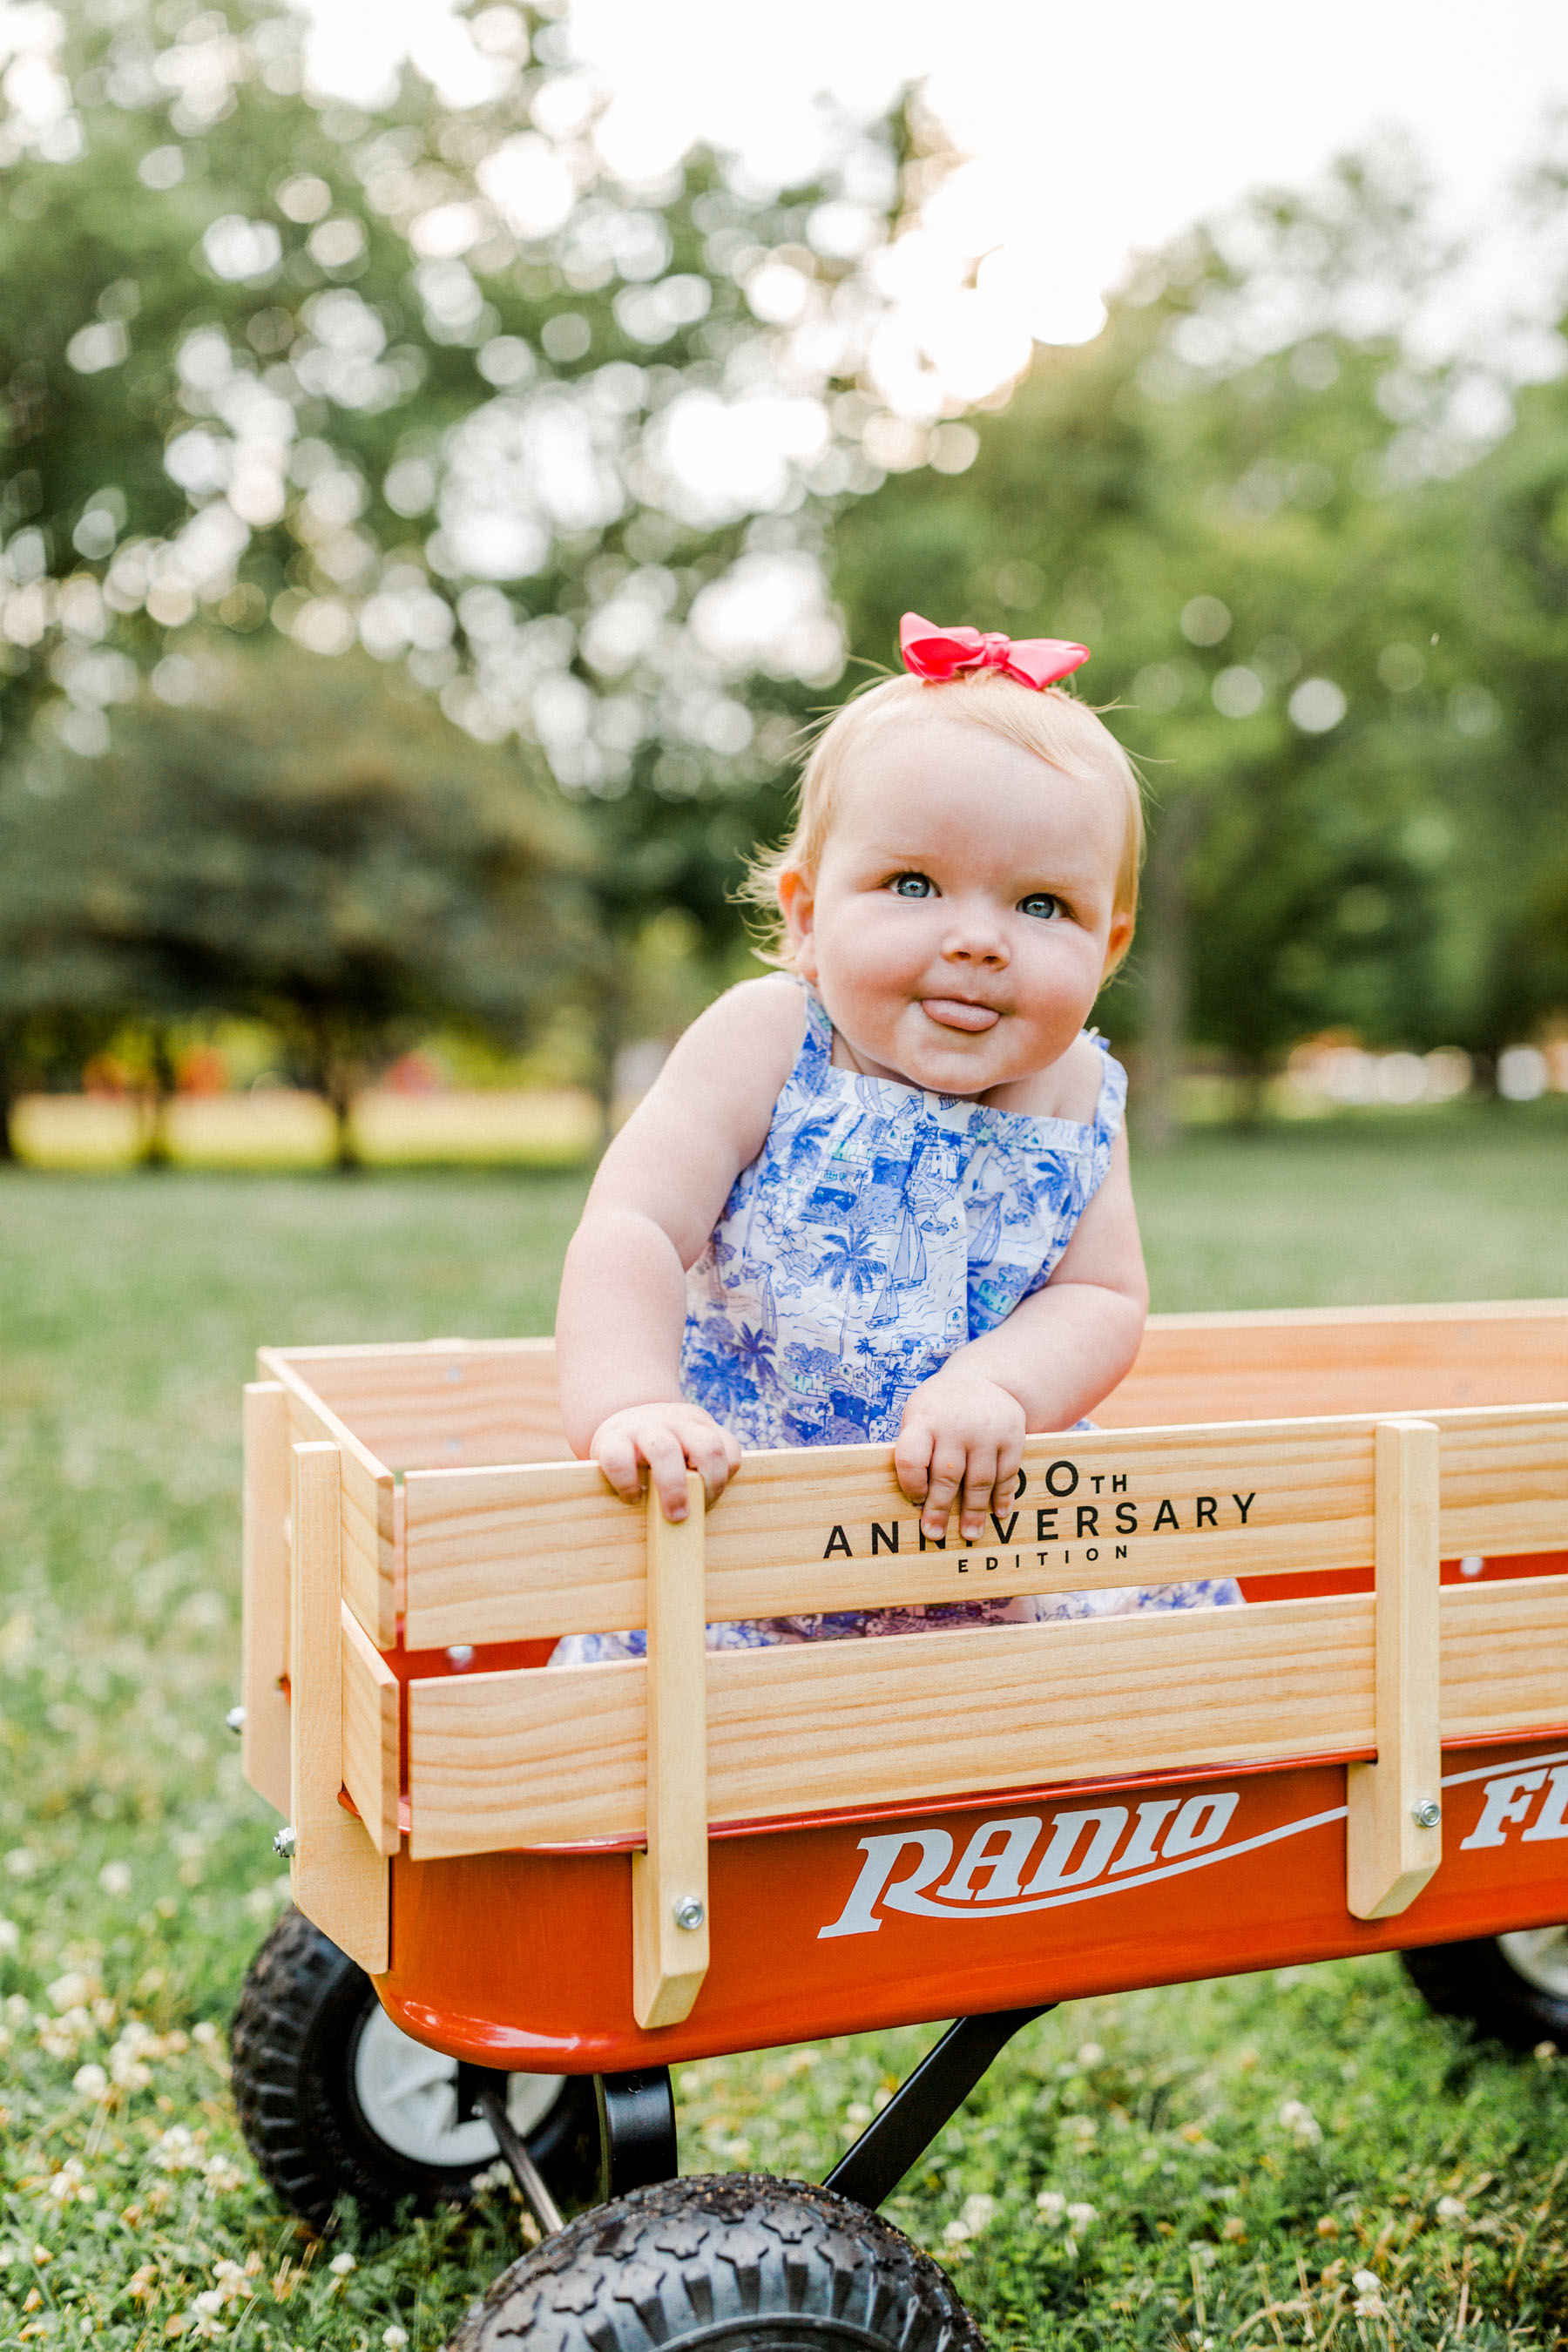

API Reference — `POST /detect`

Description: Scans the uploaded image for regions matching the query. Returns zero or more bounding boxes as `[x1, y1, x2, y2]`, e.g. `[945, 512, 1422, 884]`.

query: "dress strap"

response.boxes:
[1089, 1034, 1128, 1143]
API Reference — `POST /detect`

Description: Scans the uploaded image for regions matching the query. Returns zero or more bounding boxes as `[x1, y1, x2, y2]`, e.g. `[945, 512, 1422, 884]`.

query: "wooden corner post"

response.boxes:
[632, 1472, 710, 2029]
[240, 1381, 291, 1816]
[289, 1440, 389, 1973]
[1346, 1417, 1442, 1920]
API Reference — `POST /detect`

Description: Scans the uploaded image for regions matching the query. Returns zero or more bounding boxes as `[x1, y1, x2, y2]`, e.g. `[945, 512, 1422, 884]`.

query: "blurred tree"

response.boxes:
[0, 641, 584, 1166]
[832, 145, 1509, 1130]
[0, 0, 910, 1109]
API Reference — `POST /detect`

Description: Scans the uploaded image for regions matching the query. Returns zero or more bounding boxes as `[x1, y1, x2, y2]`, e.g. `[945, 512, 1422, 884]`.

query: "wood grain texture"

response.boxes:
[406, 1591, 1377, 1856]
[1441, 1572, 1568, 1739]
[1098, 1301, 1568, 1428]
[400, 1407, 1566, 1652]
[288, 1443, 388, 1973]
[341, 1600, 399, 1858]
[1346, 1421, 1443, 1920]
[260, 1350, 397, 1647]
[266, 1339, 565, 1471]
[406, 1569, 1568, 1861]
[240, 1380, 291, 1816]
[632, 1476, 710, 2030]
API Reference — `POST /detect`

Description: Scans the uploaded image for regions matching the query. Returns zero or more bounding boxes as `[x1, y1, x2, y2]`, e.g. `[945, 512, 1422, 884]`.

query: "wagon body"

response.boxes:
[238, 1301, 1568, 2075]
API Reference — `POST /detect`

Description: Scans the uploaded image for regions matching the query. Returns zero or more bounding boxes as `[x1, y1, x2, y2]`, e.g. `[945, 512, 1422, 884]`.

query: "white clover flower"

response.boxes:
[942, 2219, 970, 2247]
[1352, 2270, 1381, 2296]
[1066, 2202, 1098, 2231]
[153, 2124, 203, 2173]
[72, 2062, 109, 2099]
[1035, 2189, 1066, 2222]
[1436, 2196, 1466, 2221]
[1353, 2295, 1385, 2318]
[204, 2155, 244, 2194]
[98, 1861, 132, 1897]
[1060, 2113, 1098, 2145]
[47, 1971, 96, 2012]
[383, 2330, 409, 2350]
[959, 2193, 996, 2234]
[1076, 2042, 1105, 2067]
[328, 2251, 357, 2275]
[193, 2021, 221, 2049]
[1277, 2099, 1322, 2146]
[0, 1917, 18, 1957]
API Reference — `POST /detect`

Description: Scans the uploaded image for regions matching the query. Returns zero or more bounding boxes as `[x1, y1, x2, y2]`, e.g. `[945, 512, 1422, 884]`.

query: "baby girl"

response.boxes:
[554, 614, 1240, 1656]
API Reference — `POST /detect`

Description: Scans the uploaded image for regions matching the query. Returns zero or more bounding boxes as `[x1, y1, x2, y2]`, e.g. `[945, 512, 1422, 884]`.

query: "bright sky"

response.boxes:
[300, 0, 1568, 362]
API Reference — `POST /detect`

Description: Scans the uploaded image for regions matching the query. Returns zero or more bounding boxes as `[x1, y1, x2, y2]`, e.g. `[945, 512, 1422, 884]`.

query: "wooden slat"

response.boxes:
[260, 1350, 397, 1648]
[407, 1591, 1375, 1856]
[267, 1339, 566, 1470]
[240, 1380, 291, 1816]
[1441, 1572, 1568, 1739]
[402, 1406, 1567, 1651]
[406, 1571, 1568, 1859]
[341, 1601, 399, 1858]
[632, 1477, 710, 2029]
[289, 1443, 389, 1971]
[1100, 1301, 1568, 1429]
[1346, 1421, 1442, 1919]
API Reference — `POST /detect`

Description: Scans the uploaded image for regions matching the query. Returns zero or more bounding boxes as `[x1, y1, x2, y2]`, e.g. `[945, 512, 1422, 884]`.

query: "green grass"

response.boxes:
[2, 1119, 1567, 2349]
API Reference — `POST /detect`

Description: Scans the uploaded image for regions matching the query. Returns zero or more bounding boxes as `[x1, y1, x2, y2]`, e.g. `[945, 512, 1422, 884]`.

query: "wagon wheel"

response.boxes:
[231, 1908, 598, 2228]
[448, 2173, 983, 2352]
[1402, 1928, 1568, 2053]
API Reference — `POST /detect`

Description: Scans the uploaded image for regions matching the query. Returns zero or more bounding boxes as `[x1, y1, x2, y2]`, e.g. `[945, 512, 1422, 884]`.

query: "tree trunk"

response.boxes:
[328, 1078, 362, 1173]
[0, 1085, 14, 1164]
[1137, 793, 1200, 1149]
[138, 1026, 176, 1168]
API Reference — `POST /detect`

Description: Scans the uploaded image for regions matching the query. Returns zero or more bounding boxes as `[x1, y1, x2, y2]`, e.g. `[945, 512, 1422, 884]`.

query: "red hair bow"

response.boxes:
[899, 611, 1090, 692]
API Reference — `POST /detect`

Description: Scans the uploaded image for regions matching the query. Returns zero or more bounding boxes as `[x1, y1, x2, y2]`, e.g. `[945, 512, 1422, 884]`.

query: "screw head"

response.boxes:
[672, 1896, 705, 1932]
[273, 1825, 297, 1858]
[225, 1705, 247, 1736]
[1413, 1799, 1442, 1830]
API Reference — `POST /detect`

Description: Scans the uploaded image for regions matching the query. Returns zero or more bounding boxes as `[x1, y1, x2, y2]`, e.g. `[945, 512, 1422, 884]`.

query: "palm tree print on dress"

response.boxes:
[553, 980, 1242, 1665]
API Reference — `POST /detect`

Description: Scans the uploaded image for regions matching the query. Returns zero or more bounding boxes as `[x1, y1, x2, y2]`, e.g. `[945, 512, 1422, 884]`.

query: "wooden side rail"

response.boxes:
[259, 1349, 398, 1646]
[405, 1570, 1568, 1861]
[288, 1442, 389, 1973]
[400, 1405, 1568, 1653]
[1346, 1420, 1442, 1918]
[632, 1477, 710, 2029]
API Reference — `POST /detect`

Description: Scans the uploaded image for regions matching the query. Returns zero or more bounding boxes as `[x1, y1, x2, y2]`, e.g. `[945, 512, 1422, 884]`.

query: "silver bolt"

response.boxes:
[225, 1705, 247, 1736]
[1412, 1799, 1441, 1830]
[273, 1826, 297, 1858]
[672, 1896, 705, 1932]
[445, 1645, 476, 1671]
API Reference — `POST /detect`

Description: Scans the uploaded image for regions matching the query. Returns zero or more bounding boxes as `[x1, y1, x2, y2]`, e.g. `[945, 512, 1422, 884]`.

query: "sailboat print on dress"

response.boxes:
[553, 980, 1241, 1662]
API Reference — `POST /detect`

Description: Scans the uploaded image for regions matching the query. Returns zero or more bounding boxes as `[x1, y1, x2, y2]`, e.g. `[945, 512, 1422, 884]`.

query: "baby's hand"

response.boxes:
[896, 1365, 1026, 1544]
[590, 1402, 741, 1522]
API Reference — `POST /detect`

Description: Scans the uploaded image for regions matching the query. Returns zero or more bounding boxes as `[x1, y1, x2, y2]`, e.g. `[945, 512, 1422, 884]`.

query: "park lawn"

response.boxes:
[3, 1108, 1568, 2351]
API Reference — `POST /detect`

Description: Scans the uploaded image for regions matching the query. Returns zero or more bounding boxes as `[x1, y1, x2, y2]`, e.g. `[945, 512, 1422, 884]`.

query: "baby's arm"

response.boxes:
[896, 1126, 1148, 1542]
[556, 980, 805, 1520]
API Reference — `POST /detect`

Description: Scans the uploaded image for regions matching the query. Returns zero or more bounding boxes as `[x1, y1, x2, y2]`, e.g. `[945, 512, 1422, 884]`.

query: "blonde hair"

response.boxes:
[744, 670, 1145, 976]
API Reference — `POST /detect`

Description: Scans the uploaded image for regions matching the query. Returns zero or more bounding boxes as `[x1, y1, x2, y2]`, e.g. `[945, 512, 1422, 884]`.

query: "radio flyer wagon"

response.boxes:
[227, 1301, 1568, 2350]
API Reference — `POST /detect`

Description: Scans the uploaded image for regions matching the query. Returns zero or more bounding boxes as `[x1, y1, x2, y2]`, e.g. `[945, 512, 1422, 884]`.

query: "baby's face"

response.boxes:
[780, 712, 1132, 1099]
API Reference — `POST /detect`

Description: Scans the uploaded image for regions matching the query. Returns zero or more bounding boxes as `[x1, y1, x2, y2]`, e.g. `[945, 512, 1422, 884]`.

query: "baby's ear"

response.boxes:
[1102, 909, 1135, 976]
[777, 866, 818, 975]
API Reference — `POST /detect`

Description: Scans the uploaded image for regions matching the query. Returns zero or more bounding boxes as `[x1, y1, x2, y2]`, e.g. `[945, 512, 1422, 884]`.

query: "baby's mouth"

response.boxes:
[921, 997, 1002, 1033]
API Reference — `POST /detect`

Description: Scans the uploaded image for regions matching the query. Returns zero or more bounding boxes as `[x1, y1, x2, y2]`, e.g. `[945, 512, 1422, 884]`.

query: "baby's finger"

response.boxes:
[894, 1422, 934, 1508]
[990, 1441, 1024, 1524]
[922, 1447, 965, 1540]
[593, 1429, 645, 1504]
[640, 1430, 693, 1522]
[959, 1445, 1000, 1542]
[688, 1422, 740, 1505]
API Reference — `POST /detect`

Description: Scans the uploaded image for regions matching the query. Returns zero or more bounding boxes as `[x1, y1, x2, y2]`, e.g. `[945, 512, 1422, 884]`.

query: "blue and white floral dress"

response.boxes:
[555, 981, 1240, 1661]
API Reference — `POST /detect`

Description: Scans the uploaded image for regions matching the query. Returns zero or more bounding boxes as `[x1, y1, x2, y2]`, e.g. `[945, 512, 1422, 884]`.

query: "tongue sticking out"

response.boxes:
[922, 999, 1001, 1033]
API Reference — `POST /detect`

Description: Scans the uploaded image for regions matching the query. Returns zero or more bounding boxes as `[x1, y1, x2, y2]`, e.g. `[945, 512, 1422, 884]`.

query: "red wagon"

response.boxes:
[227, 1301, 1568, 2350]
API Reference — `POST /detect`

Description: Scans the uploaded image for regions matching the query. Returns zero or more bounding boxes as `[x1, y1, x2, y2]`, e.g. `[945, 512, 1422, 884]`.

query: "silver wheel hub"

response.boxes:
[353, 2004, 565, 2168]
[1498, 1927, 1568, 1999]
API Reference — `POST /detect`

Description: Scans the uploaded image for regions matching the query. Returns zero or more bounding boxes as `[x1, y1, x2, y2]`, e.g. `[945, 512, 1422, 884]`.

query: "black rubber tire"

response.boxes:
[1402, 1932, 1568, 2054]
[448, 2173, 983, 2352]
[230, 1907, 598, 2227]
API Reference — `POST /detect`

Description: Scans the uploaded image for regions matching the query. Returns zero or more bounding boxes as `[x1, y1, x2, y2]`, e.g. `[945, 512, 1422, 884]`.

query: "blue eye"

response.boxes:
[890, 873, 935, 899]
[1019, 893, 1062, 922]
